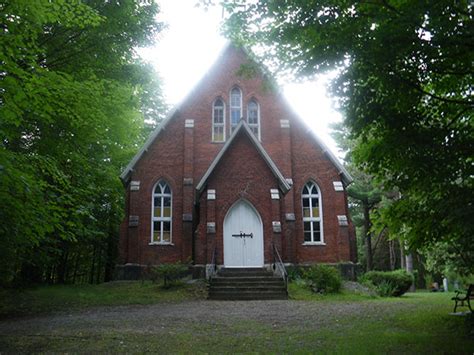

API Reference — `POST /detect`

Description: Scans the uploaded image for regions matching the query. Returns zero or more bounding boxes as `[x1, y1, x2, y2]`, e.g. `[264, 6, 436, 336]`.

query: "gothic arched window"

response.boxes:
[152, 180, 172, 243]
[247, 99, 260, 140]
[212, 98, 225, 142]
[230, 87, 242, 133]
[302, 181, 323, 243]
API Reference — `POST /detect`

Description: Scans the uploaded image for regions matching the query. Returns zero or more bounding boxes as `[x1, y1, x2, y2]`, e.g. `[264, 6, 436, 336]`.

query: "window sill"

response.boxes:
[211, 141, 225, 144]
[148, 242, 174, 246]
[302, 242, 326, 246]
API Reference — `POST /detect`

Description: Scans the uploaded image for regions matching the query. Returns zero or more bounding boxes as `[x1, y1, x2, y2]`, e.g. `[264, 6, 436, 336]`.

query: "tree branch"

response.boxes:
[371, 225, 387, 253]
[404, 79, 474, 106]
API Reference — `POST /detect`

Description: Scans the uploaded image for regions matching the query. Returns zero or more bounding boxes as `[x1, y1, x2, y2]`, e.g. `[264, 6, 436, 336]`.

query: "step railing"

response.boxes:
[272, 243, 288, 292]
[206, 246, 217, 281]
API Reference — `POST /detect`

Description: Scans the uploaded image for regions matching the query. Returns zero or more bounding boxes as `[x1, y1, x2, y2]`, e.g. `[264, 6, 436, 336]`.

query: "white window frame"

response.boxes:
[230, 86, 242, 133]
[302, 181, 324, 245]
[151, 180, 172, 244]
[247, 98, 261, 140]
[212, 98, 226, 142]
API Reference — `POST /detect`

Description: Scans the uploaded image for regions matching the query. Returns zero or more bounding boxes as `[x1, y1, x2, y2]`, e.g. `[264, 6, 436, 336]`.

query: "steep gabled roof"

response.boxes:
[120, 41, 352, 186]
[307, 128, 352, 186]
[196, 120, 292, 195]
[120, 107, 178, 183]
[120, 43, 236, 184]
[277, 94, 352, 186]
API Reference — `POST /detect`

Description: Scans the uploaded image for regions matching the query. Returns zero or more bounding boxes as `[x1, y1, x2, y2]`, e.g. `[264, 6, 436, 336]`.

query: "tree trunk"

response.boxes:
[72, 253, 79, 284]
[89, 245, 96, 284]
[400, 246, 406, 269]
[363, 202, 373, 271]
[104, 210, 118, 282]
[405, 253, 415, 292]
[96, 247, 102, 284]
[389, 240, 396, 270]
[56, 242, 69, 284]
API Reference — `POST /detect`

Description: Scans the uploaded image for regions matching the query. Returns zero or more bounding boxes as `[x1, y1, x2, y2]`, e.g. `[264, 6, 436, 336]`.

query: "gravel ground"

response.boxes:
[0, 299, 399, 336]
[2, 299, 469, 353]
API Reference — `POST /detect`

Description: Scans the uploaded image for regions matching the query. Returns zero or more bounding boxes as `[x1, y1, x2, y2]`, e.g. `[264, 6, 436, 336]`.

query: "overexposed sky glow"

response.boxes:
[139, 1, 343, 157]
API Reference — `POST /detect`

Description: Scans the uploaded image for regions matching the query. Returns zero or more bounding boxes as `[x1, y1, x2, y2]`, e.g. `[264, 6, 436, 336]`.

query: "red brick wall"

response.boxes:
[123, 114, 186, 265]
[289, 118, 352, 264]
[194, 130, 281, 265]
[119, 44, 355, 267]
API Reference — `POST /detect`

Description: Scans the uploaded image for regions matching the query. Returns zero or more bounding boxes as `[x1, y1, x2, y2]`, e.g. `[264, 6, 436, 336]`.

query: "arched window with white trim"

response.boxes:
[302, 181, 323, 243]
[212, 98, 225, 142]
[247, 99, 260, 140]
[230, 87, 242, 133]
[152, 180, 172, 244]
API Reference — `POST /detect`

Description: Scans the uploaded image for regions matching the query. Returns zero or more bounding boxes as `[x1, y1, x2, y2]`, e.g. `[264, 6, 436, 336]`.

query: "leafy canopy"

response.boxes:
[222, 1, 474, 273]
[0, 0, 165, 285]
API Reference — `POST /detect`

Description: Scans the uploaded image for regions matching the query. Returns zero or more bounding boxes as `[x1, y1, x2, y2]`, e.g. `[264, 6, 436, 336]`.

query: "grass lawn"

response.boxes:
[0, 281, 473, 353]
[0, 280, 208, 318]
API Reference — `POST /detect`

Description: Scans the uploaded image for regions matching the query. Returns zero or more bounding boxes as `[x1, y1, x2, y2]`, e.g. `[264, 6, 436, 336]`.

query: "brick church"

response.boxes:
[118, 43, 356, 277]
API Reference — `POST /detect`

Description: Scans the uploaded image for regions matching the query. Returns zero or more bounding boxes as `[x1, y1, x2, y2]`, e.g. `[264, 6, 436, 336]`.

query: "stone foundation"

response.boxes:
[115, 262, 360, 281]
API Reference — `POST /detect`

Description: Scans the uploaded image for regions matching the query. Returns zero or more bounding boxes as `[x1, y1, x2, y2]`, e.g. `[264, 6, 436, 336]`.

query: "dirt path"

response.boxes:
[0, 300, 421, 353]
[0, 299, 400, 334]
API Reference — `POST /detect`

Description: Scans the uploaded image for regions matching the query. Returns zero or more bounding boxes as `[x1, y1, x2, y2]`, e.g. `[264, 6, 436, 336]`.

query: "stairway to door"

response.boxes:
[208, 268, 288, 300]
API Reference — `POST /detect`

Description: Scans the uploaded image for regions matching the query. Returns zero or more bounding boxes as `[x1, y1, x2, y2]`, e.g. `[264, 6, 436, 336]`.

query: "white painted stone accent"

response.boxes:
[337, 215, 349, 226]
[207, 189, 216, 200]
[270, 189, 280, 200]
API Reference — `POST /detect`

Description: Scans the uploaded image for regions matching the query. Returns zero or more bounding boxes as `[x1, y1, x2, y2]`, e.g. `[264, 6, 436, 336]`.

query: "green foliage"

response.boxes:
[0, 281, 208, 318]
[222, 1, 474, 275]
[151, 262, 190, 288]
[361, 270, 414, 297]
[1, 292, 474, 354]
[374, 281, 397, 298]
[286, 265, 303, 281]
[302, 264, 342, 294]
[0, 0, 166, 286]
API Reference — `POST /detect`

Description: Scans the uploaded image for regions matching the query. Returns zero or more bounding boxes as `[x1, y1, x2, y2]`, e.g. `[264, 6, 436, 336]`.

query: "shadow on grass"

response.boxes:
[0, 280, 208, 318]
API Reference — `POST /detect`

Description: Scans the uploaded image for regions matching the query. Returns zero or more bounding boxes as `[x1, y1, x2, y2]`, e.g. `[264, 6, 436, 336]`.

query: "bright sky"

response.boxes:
[139, 1, 343, 157]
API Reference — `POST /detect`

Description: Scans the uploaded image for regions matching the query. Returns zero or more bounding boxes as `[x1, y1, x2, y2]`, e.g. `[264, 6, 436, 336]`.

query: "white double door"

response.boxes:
[223, 200, 264, 267]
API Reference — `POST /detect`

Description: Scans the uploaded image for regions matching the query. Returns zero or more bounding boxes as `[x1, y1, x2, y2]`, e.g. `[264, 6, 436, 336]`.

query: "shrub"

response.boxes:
[286, 265, 303, 281]
[361, 270, 414, 297]
[302, 264, 342, 294]
[150, 262, 189, 288]
[376, 280, 397, 297]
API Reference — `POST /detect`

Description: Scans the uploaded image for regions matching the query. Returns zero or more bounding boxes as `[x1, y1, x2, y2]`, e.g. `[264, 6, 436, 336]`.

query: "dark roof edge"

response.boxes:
[278, 94, 353, 186]
[195, 120, 291, 195]
[120, 106, 179, 183]
[120, 43, 235, 183]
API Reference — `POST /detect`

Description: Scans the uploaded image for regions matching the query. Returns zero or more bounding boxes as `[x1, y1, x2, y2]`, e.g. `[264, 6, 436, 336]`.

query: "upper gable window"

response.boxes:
[152, 180, 172, 244]
[230, 87, 242, 133]
[247, 99, 260, 140]
[302, 181, 324, 244]
[212, 98, 225, 142]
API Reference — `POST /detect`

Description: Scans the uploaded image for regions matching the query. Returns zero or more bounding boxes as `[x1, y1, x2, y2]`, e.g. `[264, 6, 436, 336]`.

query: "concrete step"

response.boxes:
[212, 281, 284, 287]
[209, 290, 288, 300]
[210, 285, 286, 291]
[217, 268, 273, 277]
[208, 268, 287, 300]
[211, 276, 283, 283]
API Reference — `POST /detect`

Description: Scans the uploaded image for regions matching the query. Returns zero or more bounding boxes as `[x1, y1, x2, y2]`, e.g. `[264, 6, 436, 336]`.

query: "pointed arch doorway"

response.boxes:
[223, 200, 264, 267]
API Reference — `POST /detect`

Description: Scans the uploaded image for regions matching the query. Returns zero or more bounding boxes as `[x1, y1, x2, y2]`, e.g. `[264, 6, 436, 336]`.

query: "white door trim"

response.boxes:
[223, 199, 264, 267]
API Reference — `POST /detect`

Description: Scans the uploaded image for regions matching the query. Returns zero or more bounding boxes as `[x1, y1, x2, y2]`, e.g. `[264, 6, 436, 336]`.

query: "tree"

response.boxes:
[0, 0, 165, 285]
[332, 122, 396, 272]
[222, 1, 474, 274]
